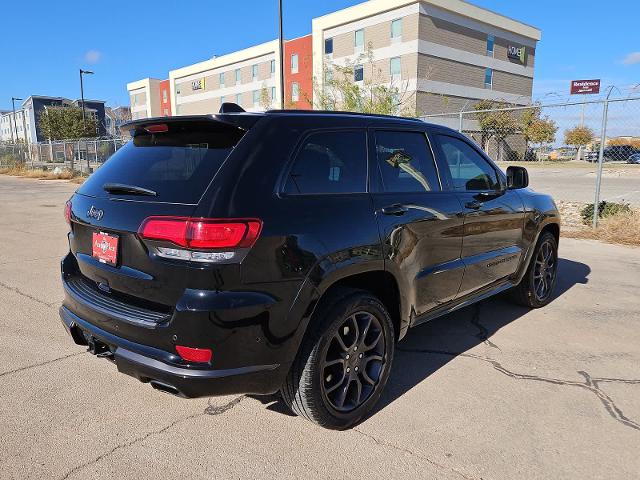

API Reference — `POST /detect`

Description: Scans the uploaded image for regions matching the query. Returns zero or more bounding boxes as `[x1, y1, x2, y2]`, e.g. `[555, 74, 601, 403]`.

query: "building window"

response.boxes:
[221, 95, 225, 104]
[291, 54, 299, 74]
[253, 90, 261, 106]
[163, 108, 169, 116]
[390, 57, 401, 80]
[354, 64, 364, 82]
[484, 68, 493, 89]
[325, 38, 333, 55]
[252, 64, 258, 80]
[219, 72, 225, 87]
[354, 29, 364, 52]
[236, 93, 242, 105]
[270, 60, 276, 75]
[271, 86, 276, 101]
[391, 19, 402, 40]
[291, 82, 300, 102]
[235, 68, 241, 84]
[162, 90, 167, 102]
[487, 35, 495, 57]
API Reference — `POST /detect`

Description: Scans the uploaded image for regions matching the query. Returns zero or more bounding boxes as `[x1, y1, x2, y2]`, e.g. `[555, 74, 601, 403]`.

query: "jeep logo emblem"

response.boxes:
[87, 206, 104, 221]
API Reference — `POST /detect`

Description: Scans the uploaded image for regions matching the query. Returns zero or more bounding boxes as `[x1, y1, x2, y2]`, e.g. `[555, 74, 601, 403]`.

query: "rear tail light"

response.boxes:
[138, 217, 262, 263]
[175, 345, 212, 363]
[64, 200, 72, 225]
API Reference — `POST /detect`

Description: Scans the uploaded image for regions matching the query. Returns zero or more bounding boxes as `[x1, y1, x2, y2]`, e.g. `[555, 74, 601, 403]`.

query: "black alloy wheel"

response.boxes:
[511, 231, 559, 308]
[320, 311, 385, 412]
[533, 237, 557, 302]
[281, 288, 394, 430]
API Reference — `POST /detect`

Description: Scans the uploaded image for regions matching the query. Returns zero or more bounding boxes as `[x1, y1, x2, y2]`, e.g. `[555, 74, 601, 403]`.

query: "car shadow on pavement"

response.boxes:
[251, 258, 590, 421]
[373, 257, 590, 415]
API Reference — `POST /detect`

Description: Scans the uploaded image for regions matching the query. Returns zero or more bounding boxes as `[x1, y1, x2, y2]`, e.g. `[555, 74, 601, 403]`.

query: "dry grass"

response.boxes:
[562, 209, 640, 247]
[0, 164, 81, 181]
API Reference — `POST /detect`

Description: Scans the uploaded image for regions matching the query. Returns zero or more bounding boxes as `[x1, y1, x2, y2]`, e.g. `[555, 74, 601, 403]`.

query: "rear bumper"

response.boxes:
[59, 306, 286, 397]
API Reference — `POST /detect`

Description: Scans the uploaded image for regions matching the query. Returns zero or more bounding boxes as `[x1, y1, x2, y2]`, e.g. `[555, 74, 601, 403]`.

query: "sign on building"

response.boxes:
[507, 45, 526, 64]
[191, 78, 206, 91]
[570, 79, 600, 95]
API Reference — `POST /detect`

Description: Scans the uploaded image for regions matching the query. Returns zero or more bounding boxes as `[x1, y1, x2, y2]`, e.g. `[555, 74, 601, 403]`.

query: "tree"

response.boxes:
[474, 100, 520, 161]
[521, 105, 557, 160]
[564, 126, 594, 160]
[312, 46, 416, 116]
[38, 107, 98, 140]
[259, 86, 272, 111]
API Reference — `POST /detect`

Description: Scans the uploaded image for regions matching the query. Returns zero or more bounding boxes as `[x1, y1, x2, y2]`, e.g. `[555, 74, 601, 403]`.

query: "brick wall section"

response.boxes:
[420, 15, 486, 55]
[130, 91, 146, 107]
[285, 35, 313, 109]
[418, 54, 485, 87]
[332, 31, 354, 58]
[492, 71, 533, 95]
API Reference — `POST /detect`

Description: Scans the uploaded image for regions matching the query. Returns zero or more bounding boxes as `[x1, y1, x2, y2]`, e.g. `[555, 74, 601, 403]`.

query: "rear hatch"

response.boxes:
[66, 118, 247, 311]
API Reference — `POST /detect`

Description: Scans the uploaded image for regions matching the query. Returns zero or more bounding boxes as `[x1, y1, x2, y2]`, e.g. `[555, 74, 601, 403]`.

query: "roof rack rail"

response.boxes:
[265, 109, 423, 122]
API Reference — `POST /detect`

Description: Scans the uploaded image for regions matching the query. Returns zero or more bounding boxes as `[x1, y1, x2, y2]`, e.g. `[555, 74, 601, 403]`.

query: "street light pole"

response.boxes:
[278, 0, 285, 110]
[79, 69, 94, 133]
[11, 97, 23, 143]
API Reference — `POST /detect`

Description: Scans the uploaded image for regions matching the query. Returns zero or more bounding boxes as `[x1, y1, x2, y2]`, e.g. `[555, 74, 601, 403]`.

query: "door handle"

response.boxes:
[465, 200, 482, 210]
[381, 204, 408, 216]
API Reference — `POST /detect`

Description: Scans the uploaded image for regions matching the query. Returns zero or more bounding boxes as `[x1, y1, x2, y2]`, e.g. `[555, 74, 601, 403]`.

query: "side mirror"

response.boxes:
[506, 166, 529, 189]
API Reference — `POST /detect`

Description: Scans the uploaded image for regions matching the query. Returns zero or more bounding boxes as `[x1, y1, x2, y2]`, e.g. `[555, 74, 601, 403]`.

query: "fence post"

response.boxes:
[458, 112, 463, 133]
[592, 99, 609, 228]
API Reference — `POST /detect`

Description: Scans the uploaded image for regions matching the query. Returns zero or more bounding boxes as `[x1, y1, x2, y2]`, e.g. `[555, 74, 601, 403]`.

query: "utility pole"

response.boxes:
[278, 0, 285, 109]
[79, 69, 94, 133]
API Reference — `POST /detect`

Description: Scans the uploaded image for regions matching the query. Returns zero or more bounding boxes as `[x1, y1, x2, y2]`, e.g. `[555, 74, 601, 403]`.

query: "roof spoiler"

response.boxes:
[121, 112, 259, 135]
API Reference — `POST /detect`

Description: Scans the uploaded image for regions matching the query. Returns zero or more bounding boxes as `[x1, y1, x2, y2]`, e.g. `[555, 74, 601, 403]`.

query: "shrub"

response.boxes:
[581, 201, 631, 224]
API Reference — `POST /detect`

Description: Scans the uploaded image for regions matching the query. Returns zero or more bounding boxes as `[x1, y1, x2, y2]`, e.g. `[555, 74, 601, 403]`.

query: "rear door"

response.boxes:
[431, 132, 525, 296]
[68, 119, 246, 307]
[370, 128, 464, 318]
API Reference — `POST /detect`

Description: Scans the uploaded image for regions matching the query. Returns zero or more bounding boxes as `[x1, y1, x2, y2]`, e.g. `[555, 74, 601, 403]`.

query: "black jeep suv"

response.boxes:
[60, 108, 560, 429]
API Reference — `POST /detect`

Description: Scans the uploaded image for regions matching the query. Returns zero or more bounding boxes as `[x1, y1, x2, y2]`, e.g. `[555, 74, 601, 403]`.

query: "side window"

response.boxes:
[283, 130, 367, 195]
[375, 131, 440, 193]
[437, 135, 500, 191]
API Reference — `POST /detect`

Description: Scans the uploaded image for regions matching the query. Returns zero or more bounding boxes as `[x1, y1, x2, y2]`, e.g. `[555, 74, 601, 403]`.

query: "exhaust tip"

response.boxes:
[149, 380, 182, 397]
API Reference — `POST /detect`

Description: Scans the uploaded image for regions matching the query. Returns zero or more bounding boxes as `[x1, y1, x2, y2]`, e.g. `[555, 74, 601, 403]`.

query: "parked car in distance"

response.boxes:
[59, 106, 561, 429]
[627, 153, 640, 164]
[584, 150, 599, 162]
[603, 145, 640, 162]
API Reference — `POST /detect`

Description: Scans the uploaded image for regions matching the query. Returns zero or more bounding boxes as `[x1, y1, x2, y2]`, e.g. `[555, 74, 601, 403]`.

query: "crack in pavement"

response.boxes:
[397, 347, 640, 431]
[204, 395, 244, 415]
[469, 304, 501, 351]
[353, 428, 478, 480]
[0, 280, 58, 308]
[58, 395, 245, 480]
[0, 352, 85, 378]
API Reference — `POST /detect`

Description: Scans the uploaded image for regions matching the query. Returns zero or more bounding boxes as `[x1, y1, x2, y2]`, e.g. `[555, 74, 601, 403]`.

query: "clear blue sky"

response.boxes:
[1, 0, 639, 110]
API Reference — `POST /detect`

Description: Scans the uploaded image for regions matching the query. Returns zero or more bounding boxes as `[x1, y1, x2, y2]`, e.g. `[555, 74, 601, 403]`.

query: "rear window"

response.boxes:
[78, 122, 244, 204]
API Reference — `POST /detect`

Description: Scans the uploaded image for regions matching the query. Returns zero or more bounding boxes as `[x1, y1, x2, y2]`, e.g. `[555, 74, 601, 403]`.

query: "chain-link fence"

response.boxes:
[0, 137, 127, 173]
[421, 96, 640, 163]
[421, 96, 640, 226]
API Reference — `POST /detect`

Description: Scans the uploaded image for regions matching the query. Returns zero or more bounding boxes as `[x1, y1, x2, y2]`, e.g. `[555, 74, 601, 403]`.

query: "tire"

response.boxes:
[511, 231, 558, 308]
[281, 287, 395, 430]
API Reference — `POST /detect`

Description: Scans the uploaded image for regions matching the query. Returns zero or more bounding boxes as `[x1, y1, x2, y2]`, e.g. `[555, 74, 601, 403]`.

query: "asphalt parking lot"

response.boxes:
[1, 175, 639, 480]
[497, 162, 640, 206]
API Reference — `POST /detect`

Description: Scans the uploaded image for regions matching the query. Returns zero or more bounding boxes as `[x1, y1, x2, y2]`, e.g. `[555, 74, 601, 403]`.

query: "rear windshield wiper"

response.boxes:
[103, 183, 157, 196]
